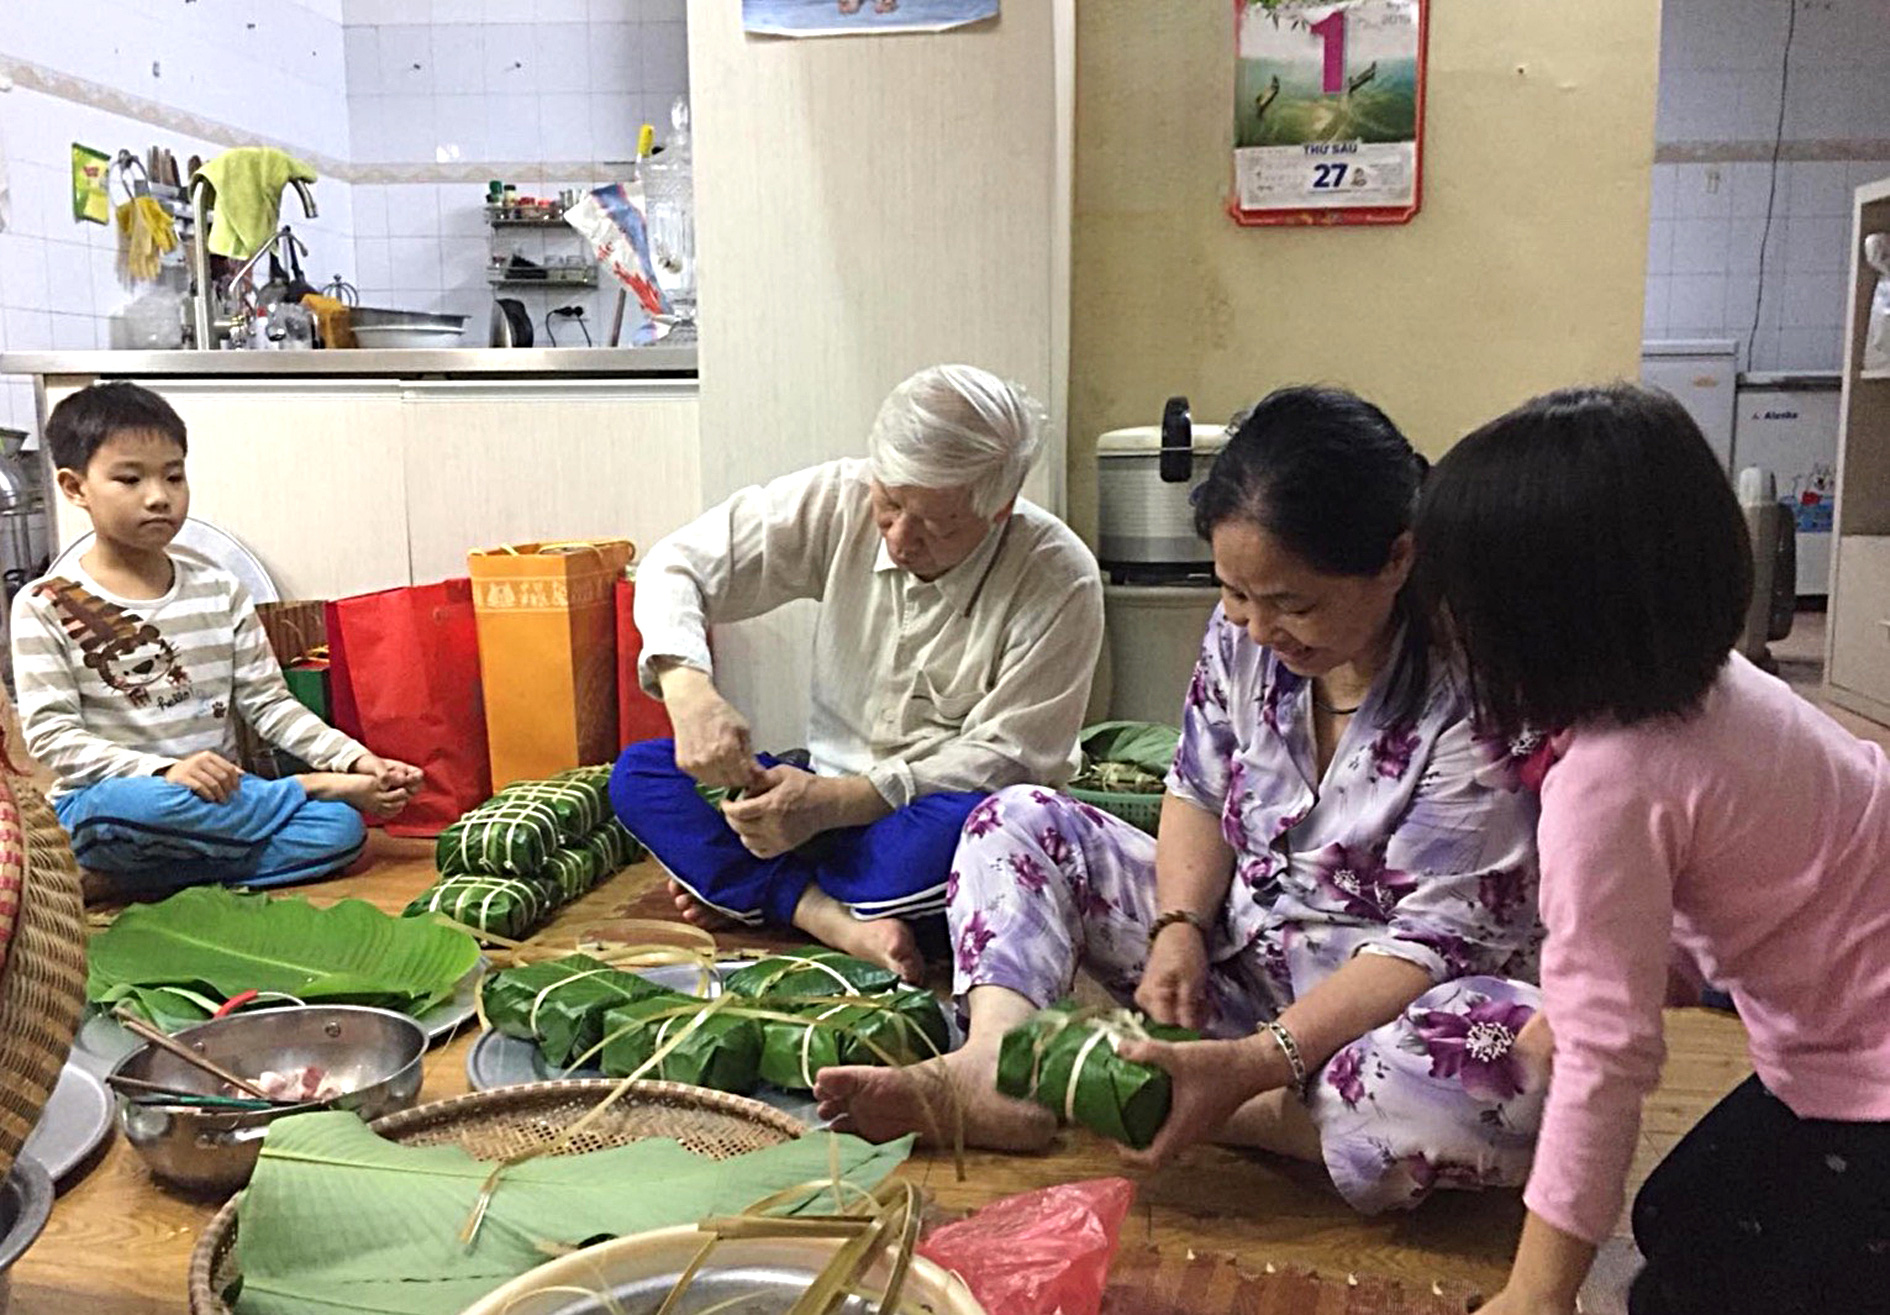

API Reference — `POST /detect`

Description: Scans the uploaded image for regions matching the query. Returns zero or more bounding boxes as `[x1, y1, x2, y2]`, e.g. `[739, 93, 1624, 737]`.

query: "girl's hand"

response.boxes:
[1114, 1032, 1289, 1168]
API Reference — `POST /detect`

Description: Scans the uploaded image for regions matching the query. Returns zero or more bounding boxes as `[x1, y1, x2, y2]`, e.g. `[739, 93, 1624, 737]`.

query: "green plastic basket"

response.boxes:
[1067, 786, 1164, 835]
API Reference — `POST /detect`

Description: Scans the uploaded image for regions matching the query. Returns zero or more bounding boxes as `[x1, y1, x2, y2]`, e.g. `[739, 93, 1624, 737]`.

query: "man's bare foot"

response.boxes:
[298, 772, 408, 819]
[838, 0, 862, 11]
[668, 878, 736, 931]
[792, 886, 922, 983]
[874, 0, 897, 11]
[814, 1046, 1055, 1151]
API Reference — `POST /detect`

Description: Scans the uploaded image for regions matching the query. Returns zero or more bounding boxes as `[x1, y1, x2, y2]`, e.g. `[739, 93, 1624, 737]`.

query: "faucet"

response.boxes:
[187, 176, 318, 349]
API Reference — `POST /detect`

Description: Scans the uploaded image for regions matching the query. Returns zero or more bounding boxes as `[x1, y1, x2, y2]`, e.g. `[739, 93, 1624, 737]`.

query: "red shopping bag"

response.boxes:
[326, 579, 492, 836]
[616, 578, 673, 748]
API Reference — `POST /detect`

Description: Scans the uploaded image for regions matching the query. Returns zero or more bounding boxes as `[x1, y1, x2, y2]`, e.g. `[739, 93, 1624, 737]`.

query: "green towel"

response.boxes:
[194, 147, 316, 259]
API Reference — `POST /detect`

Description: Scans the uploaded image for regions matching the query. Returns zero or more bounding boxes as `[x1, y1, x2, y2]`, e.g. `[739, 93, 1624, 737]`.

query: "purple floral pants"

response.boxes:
[950, 786, 1545, 1213]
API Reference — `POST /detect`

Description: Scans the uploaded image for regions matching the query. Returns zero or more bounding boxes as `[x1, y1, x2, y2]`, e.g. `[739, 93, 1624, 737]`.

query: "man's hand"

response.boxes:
[164, 751, 243, 804]
[1135, 921, 1210, 1029]
[721, 764, 829, 858]
[1114, 1032, 1288, 1168]
[659, 666, 763, 791]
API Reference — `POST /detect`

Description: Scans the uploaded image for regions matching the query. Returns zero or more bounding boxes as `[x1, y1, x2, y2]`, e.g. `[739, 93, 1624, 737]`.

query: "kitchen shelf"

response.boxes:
[486, 215, 572, 228]
[488, 277, 599, 289]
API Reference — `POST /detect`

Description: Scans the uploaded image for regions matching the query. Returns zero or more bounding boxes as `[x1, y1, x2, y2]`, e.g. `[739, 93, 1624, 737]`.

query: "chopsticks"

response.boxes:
[110, 1008, 279, 1102]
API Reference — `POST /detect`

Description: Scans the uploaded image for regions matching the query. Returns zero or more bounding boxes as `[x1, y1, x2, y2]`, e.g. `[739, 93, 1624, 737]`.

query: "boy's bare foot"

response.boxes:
[814, 1046, 1055, 1151]
[669, 878, 737, 931]
[792, 886, 922, 983]
[874, 0, 898, 11]
[838, 0, 862, 11]
[298, 772, 409, 820]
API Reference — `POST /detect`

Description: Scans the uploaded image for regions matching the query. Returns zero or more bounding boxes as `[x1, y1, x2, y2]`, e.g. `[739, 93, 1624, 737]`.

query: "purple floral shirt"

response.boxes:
[1166, 606, 1543, 999]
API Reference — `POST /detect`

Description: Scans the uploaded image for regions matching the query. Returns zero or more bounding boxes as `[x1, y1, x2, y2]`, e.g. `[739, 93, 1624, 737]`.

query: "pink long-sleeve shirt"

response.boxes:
[1523, 653, 1890, 1245]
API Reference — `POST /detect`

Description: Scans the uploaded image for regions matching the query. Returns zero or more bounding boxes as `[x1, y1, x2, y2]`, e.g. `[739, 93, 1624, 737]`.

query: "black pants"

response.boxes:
[1629, 1075, 1890, 1315]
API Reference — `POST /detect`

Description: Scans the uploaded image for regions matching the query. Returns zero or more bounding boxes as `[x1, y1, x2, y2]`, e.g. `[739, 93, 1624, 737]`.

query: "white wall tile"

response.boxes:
[587, 0, 636, 19]
[431, 26, 486, 94]
[639, 0, 686, 23]
[540, 93, 594, 161]
[439, 187, 492, 236]
[354, 185, 390, 239]
[350, 94, 392, 161]
[1776, 325, 1842, 371]
[382, 94, 440, 162]
[640, 22, 688, 96]
[385, 184, 443, 236]
[485, 24, 536, 85]
[1779, 271, 1847, 329]
[379, 24, 436, 94]
[1667, 273, 1727, 330]
[41, 241, 93, 309]
[345, 25, 383, 94]
[534, 0, 589, 20]
[1850, 160, 1890, 192]
[486, 94, 542, 160]
[1784, 215, 1847, 274]
[0, 235, 50, 312]
[386, 236, 444, 289]
[440, 235, 492, 289]
[1642, 277, 1670, 337]
[588, 23, 641, 93]
[434, 0, 486, 22]
[1673, 163, 1734, 219]
[1727, 162, 1778, 220]
[1786, 161, 1854, 219]
[1648, 164, 1677, 221]
[590, 94, 640, 160]
[533, 24, 593, 91]
[48, 313, 97, 351]
[3, 309, 52, 352]
[1646, 219, 1676, 277]
[434, 95, 492, 163]
[1670, 218, 1730, 275]
[1724, 275, 1764, 332]
[354, 236, 393, 289]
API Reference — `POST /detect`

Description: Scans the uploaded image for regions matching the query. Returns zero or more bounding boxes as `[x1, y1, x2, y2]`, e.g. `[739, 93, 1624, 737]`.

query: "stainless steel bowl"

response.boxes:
[349, 306, 469, 331]
[0, 1158, 54, 1315]
[110, 1005, 427, 1194]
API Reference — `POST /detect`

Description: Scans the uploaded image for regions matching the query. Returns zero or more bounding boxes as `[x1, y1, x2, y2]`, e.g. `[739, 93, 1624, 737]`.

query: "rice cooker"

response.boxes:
[1094, 396, 1227, 582]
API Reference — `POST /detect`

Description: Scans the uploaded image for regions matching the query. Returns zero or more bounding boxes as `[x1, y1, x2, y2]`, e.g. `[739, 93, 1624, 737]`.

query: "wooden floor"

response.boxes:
[17, 611, 1885, 1313]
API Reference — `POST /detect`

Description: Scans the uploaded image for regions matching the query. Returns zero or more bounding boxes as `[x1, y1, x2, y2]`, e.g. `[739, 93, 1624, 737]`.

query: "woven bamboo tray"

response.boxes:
[187, 1078, 809, 1315]
[0, 773, 88, 1181]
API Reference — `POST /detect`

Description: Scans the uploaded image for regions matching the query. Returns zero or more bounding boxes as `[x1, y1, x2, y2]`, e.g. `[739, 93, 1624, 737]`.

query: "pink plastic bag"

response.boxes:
[917, 1178, 1135, 1315]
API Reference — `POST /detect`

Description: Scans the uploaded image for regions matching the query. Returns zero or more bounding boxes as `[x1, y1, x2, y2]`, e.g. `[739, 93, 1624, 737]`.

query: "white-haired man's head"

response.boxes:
[865, 364, 1043, 580]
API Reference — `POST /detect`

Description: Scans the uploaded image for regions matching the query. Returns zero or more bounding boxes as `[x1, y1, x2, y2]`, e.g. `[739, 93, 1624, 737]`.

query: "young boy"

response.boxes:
[11, 382, 422, 894]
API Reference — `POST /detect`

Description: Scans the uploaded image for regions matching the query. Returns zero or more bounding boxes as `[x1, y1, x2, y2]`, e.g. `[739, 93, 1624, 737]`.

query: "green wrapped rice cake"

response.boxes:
[581, 817, 641, 875]
[995, 1002, 1195, 1150]
[598, 993, 764, 1093]
[483, 953, 669, 1067]
[436, 796, 564, 878]
[724, 949, 903, 1001]
[497, 774, 611, 842]
[403, 872, 561, 941]
[540, 845, 603, 904]
[755, 987, 950, 1092]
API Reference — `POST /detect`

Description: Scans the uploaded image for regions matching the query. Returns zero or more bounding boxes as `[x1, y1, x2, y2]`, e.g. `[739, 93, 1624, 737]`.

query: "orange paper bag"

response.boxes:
[469, 539, 634, 789]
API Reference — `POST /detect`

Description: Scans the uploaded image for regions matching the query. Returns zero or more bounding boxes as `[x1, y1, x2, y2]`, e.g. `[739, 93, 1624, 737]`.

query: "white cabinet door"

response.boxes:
[47, 377, 411, 601]
[398, 380, 700, 583]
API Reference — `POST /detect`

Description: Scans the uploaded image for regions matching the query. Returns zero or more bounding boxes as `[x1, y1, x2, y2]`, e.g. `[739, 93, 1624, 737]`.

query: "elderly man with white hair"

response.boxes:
[611, 364, 1103, 980]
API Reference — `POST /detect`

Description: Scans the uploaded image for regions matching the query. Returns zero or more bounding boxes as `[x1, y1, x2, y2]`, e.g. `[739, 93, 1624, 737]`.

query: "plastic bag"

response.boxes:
[917, 1178, 1134, 1315]
[1865, 233, 1890, 375]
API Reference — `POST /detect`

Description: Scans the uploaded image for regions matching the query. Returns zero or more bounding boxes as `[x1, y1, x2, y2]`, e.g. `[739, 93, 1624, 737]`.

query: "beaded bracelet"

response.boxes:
[1263, 1019, 1308, 1090]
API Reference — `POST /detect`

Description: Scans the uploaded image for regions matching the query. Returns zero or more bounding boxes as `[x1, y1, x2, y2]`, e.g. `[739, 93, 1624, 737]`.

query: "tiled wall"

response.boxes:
[342, 0, 689, 337]
[0, 0, 358, 437]
[1647, 0, 1890, 371]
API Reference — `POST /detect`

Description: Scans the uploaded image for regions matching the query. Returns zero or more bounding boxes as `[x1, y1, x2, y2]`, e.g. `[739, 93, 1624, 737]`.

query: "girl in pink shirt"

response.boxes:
[1412, 384, 1890, 1314]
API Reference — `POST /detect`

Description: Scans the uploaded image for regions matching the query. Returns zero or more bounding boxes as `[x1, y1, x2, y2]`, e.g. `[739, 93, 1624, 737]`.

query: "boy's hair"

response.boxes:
[45, 382, 189, 474]
[1412, 382, 1751, 738]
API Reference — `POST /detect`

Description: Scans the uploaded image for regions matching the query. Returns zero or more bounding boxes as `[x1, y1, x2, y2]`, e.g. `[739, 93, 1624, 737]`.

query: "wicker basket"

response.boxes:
[0, 773, 88, 1181]
[1068, 785, 1163, 835]
[188, 1078, 810, 1315]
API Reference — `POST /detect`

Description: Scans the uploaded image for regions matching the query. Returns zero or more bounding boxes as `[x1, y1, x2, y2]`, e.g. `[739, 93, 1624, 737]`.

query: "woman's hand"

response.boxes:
[1114, 1031, 1289, 1168]
[1135, 922, 1210, 1029]
[1468, 1290, 1576, 1315]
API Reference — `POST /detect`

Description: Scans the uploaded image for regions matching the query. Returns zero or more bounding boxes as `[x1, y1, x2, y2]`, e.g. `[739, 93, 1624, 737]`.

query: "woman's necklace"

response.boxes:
[1313, 695, 1362, 717]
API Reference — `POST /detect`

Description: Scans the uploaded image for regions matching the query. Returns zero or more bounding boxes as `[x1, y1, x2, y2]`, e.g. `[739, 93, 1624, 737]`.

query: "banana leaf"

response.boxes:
[1074, 720, 1181, 786]
[495, 774, 611, 840]
[994, 1001, 1195, 1150]
[401, 872, 561, 943]
[580, 817, 640, 874]
[539, 845, 601, 904]
[482, 954, 669, 1067]
[723, 948, 902, 1000]
[756, 989, 950, 1093]
[598, 993, 764, 1093]
[435, 796, 563, 878]
[87, 887, 480, 1028]
[232, 1111, 912, 1315]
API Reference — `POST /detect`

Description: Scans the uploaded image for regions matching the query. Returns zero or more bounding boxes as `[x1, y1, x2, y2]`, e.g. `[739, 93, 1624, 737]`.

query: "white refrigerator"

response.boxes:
[1641, 339, 1739, 469]
[1732, 372, 1842, 599]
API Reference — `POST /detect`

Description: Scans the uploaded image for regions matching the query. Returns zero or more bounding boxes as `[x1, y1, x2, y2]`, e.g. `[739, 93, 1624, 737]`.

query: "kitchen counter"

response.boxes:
[0, 345, 696, 378]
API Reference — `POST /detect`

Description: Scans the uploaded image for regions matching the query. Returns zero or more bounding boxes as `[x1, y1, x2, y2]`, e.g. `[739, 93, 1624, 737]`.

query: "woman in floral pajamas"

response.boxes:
[817, 386, 1549, 1214]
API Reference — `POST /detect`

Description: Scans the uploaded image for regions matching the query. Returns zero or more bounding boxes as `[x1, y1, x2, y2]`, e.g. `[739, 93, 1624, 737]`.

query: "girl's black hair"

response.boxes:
[1412, 382, 1751, 738]
[1192, 385, 1430, 721]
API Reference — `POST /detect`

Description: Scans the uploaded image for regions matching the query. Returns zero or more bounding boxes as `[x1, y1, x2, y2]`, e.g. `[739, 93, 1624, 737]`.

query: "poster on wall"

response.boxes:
[1229, 0, 1428, 227]
[743, 0, 997, 38]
